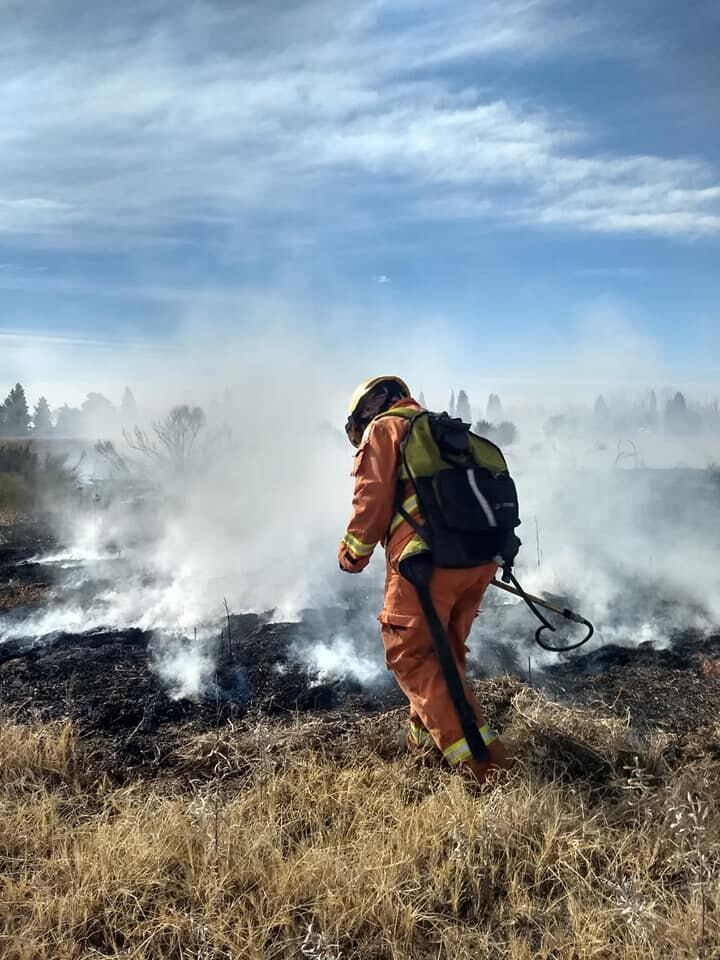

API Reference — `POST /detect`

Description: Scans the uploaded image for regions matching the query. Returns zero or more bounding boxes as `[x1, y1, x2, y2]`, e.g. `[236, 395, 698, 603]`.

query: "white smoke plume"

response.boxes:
[2, 307, 719, 696]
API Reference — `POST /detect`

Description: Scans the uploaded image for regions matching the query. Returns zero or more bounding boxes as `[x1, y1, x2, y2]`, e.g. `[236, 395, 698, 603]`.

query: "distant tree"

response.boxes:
[594, 394, 610, 428]
[473, 419, 494, 439]
[648, 389, 658, 419]
[638, 388, 659, 429]
[665, 391, 687, 432]
[497, 421, 518, 445]
[0, 383, 30, 437]
[543, 414, 567, 438]
[665, 390, 701, 434]
[487, 393, 503, 422]
[474, 419, 518, 446]
[448, 390, 456, 417]
[32, 396, 53, 436]
[81, 392, 116, 437]
[670, 390, 686, 412]
[456, 390, 472, 424]
[55, 404, 84, 437]
[82, 392, 114, 417]
[120, 387, 138, 424]
[124, 405, 207, 473]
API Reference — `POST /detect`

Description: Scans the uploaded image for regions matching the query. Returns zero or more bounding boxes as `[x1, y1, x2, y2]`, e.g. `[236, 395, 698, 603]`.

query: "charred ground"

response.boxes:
[1, 515, 719, 783]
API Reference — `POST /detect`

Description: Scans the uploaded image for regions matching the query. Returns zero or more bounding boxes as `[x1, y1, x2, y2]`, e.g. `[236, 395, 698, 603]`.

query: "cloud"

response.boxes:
[0, 0, 718, 259]
[0, 197, 76, 234]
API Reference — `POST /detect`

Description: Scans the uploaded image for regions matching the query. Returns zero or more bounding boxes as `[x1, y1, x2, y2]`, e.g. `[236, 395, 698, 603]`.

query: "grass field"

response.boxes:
[1, 687, 718, 960]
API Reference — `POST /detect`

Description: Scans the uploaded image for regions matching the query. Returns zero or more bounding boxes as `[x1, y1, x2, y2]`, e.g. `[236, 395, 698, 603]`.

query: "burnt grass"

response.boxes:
[2, 518, 720, 780]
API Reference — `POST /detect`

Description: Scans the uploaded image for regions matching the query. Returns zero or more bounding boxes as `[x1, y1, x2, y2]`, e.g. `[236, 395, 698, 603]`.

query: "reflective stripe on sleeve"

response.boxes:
[343, 531, 375, 558]
[443, 726, 498, 766]
[388, 494, 420, 535]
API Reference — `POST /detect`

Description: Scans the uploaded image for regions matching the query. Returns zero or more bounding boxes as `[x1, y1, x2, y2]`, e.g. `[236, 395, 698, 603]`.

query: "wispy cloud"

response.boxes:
[0, 328, 175, 351]
[0, 0, 718, 258]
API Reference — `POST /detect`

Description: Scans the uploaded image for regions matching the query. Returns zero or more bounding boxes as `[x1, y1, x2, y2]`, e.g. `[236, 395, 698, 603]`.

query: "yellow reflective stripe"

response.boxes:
[398, 533, 430, 564]
[343, 531, 375, 557]
[443, 726, 498, 766]
[444, 740, 472, 766]
[389, 494, 419, 535]
[478, 725, 497, 746]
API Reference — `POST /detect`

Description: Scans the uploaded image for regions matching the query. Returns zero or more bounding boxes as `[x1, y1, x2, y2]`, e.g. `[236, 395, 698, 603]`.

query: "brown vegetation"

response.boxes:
[0, 580, 48, 611]
[1, 684, 718, 959]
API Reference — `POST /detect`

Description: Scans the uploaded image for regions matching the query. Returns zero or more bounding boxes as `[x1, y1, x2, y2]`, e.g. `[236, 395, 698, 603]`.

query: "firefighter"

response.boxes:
[338, 376, 514, 784]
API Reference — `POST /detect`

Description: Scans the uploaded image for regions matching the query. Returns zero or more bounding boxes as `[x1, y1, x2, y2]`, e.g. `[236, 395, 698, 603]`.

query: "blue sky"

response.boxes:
[1, 0, 718, 396]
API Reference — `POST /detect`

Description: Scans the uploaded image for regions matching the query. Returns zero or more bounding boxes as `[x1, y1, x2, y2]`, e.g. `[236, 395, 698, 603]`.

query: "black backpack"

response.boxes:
[379, 408, 521, 572]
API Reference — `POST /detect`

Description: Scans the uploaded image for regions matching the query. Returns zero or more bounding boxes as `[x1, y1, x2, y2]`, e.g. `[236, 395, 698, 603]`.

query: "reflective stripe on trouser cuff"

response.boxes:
[443, 726, 498, 766]
[408, 720, 435, 748]
[389, 494, 419, 534]
[343, 531, 375, 558]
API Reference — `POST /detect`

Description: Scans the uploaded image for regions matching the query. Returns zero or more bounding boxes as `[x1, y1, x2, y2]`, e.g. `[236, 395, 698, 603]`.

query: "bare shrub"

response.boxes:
[96, 405, 220, 481]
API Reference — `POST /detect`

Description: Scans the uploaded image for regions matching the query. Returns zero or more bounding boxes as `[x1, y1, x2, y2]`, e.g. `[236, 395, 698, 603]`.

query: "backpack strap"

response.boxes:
[392, 480, 431, 546]
[380, 409, 432, 545]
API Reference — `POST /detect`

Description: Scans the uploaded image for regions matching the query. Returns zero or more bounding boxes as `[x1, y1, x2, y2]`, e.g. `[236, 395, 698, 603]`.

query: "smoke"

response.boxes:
[1, 308, 719, 698]
[300, 636, 385, 686]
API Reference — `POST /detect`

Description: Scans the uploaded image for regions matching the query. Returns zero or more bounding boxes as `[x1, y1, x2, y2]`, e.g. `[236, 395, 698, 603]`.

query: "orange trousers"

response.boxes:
[379, 562, 504, 768]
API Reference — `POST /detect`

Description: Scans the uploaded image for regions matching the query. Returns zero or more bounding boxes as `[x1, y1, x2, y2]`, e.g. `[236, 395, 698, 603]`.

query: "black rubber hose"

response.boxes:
[507, 571, 594, 653]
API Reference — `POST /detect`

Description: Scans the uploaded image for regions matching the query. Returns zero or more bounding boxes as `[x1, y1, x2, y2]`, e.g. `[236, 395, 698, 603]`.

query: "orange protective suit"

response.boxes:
[339, 398, 512, 781]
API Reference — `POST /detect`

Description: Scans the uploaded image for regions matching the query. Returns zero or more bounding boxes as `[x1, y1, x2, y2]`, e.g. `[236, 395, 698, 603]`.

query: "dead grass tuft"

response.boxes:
[0, 579, 49, 610]
[1, 688, 718, 959]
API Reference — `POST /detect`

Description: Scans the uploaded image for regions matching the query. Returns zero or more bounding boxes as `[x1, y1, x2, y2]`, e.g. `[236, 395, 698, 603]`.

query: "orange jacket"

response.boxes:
[338, 398, 424, 572]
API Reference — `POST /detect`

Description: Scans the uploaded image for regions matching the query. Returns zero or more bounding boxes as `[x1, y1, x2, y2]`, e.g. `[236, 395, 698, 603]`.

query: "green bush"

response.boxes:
[0, 472, 33, 511]
[0, 443, 78, 512]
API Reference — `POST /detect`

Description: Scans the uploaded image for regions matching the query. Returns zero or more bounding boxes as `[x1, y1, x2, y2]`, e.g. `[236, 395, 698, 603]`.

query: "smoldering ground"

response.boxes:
[1, 316, 719, 710]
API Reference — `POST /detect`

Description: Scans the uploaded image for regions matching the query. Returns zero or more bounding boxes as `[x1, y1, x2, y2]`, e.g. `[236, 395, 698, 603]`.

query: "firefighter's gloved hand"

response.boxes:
[502, 531, 522, 567]
[337, 543, 370, 573]
[498, 532, 522, 582]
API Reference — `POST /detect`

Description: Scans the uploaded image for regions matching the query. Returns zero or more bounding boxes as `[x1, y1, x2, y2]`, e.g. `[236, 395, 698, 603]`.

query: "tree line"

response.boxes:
[581, 389, 718, 436]
[437, 389, 518, 445]
[0, 383, 138, 438]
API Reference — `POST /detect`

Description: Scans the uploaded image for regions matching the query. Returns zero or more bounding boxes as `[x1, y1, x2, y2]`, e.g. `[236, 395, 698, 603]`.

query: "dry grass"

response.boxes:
[0, 506, 26, 534]
[1, 689, 719, 959]
[0, 580, 49, 610]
